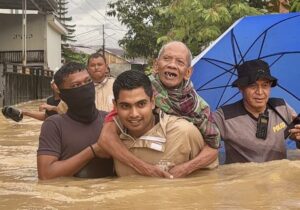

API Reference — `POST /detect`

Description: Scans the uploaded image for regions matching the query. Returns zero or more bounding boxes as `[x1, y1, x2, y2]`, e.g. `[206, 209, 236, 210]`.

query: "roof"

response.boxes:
[105, 47, 147, 65]
[0, 0, 57, 12]
[105, 48, 125, 57]
[71, 44, 148, 65]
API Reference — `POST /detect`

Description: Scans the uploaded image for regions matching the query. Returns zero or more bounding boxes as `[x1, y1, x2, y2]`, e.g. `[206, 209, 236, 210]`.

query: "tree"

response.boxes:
[108, 0, 300, 59]
[290, 0, 300, 11]
[107, 0, 173, 59]
[62, 48, 89, 65]
[157, 0, 262, 55]
[56, 0, 77, 62]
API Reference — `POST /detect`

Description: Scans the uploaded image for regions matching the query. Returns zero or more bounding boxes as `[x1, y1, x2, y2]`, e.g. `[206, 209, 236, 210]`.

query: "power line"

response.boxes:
[106, 35, 121, 42]
[77, 33, 100, 43]
[76, 28, 100, 37]
[69, 0, 124, 49]
[76, 24, 127, 32]
[84, 0, 125, 31]
[70, 1, 104, 25]
[70, 1, 125, 39]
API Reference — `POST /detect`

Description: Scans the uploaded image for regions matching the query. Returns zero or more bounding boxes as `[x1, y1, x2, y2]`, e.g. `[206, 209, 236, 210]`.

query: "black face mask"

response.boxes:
[59, 82, 98, 124]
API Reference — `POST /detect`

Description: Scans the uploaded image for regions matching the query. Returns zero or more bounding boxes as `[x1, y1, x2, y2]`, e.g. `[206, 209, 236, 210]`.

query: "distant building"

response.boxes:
[72, 45, 148, 77]
[0, 0, 66, 106]
[0, 13, 67, 70]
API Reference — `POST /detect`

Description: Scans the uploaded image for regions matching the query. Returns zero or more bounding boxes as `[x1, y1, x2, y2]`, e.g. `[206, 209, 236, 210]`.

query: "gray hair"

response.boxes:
[157, 41, 193, 67]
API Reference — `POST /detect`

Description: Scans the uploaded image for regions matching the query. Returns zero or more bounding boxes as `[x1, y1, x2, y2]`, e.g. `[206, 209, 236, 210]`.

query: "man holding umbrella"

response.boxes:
[214, 59, 300, 164]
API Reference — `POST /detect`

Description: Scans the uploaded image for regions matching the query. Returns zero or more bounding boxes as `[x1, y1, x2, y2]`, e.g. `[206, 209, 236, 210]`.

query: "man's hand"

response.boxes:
[91, 143, 111, 158]
[39, 103, 57, 112]
[135, 163, 172, 178]
[168, 145, 218, 178]
[168, 162, 190, 178]
[289, 124, 300, 141]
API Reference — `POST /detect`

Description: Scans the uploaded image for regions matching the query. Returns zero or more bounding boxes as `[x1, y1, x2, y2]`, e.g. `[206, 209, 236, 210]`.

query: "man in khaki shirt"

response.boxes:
[57, 53, 114, 113]
[111, 70, 217, 177]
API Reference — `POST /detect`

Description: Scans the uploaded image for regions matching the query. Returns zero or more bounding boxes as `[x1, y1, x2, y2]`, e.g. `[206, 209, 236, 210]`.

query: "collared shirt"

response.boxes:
[113, 111, 208, 176]
[94, 77, 115, 112]
[214, 98, 296, 164]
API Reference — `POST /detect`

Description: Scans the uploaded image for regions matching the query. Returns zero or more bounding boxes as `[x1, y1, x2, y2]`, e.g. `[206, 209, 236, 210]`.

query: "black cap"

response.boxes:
[232, 59, 277, 87]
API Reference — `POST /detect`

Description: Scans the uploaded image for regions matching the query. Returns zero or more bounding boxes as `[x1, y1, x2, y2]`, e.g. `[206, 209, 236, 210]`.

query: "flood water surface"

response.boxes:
[1, 101, 300, 210]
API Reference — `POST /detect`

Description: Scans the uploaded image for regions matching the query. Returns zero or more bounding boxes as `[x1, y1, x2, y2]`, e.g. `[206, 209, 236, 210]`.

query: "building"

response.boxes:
[72, 45, 147, 77]
[0, 13, 67, 70]
[0, 0, 67, 106]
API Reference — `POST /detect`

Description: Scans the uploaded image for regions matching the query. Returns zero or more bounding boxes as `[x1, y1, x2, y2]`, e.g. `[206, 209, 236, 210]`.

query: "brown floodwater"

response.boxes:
[1, 101, 300, 210]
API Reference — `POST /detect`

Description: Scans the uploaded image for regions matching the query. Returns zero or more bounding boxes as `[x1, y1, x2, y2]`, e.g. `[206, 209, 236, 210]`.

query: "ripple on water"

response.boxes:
[1, 101, 300, 209]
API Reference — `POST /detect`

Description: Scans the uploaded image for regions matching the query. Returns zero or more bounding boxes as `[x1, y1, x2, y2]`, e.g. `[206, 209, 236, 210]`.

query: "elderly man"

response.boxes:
[214, 59, 300, 164]
[37, 62, 113, 180]
[111, 70, 216, 176]
[98, 41, 220, 178]
[57, 53, 114, 113]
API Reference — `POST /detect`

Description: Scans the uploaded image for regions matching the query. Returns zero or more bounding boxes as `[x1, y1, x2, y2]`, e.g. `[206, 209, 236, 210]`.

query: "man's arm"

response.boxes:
[22, 110, 47, 121]
[168, 145, 218, 178]
[39, 103, 58, 113]
[97, 121, 171, 178]
[168, 117, 219, 178]
[37, 143, 100, 180]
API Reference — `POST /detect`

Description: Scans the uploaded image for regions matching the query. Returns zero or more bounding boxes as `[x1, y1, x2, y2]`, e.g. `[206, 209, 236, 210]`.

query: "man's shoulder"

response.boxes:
[40, 114, 65, 134]
[45, 112, 62, 120]
[162, 113, 197, 132]
[107, 77, 115, 83]
[218, 100, 246, 120]
[268, 97, 286, 108]
[160, 113, 201, 141]
[102, 77, 115, 89]
[98, 110, 108, 121]
[43, 113, 65, 125]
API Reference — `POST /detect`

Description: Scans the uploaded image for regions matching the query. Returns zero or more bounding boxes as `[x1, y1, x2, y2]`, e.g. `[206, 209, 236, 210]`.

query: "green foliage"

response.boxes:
[107, 0, 295, 59]
[246, 0, 291, 13]
[107, 0, 173, 59]
[56, 0, 77, 61]
[290, 0, 300, 11]
[63, 48, 89, 64]
[159, 0, 261, 55]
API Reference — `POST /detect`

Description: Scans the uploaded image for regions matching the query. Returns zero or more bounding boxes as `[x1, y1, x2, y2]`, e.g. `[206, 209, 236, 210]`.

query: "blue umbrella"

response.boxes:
[191, 12, 300, 149]
[191, 12, 300, 113]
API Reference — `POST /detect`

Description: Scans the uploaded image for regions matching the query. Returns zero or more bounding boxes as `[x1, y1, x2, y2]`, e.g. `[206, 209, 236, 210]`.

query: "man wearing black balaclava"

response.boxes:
[37, 62, 114, 180]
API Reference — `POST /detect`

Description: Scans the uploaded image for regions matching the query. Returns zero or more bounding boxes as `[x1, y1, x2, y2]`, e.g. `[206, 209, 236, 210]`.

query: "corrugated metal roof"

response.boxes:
[0, 0, 57, 11]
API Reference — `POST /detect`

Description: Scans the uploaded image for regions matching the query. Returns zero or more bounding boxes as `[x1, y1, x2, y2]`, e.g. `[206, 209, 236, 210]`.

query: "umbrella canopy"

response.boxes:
[191, 12, 300, 113]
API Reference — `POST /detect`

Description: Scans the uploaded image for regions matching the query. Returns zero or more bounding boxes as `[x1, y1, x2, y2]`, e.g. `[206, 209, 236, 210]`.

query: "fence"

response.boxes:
[0, 63, 53, 107]
[0, 50, 44, 63]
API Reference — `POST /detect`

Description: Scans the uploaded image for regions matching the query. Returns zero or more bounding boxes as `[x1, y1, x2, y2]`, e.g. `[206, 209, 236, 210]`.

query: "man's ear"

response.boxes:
[52, 83, 60, 94]
[151, 96, 155, 109]
[184, 67, 193, 80]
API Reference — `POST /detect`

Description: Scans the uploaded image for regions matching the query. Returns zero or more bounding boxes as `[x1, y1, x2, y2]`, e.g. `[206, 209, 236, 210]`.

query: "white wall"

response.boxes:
[0, 14, 44, 51]
[0, 13, 63, 70]
[46, 22, 62, 70]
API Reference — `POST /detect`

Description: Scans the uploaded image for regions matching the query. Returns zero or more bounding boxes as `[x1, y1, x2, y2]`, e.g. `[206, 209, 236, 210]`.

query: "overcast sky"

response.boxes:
[68, 0, 127, 49]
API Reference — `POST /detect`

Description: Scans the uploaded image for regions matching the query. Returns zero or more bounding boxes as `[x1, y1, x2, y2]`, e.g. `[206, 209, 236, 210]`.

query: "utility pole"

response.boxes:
[102, 24, 105, 56]
[22, 0, 27, 66]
